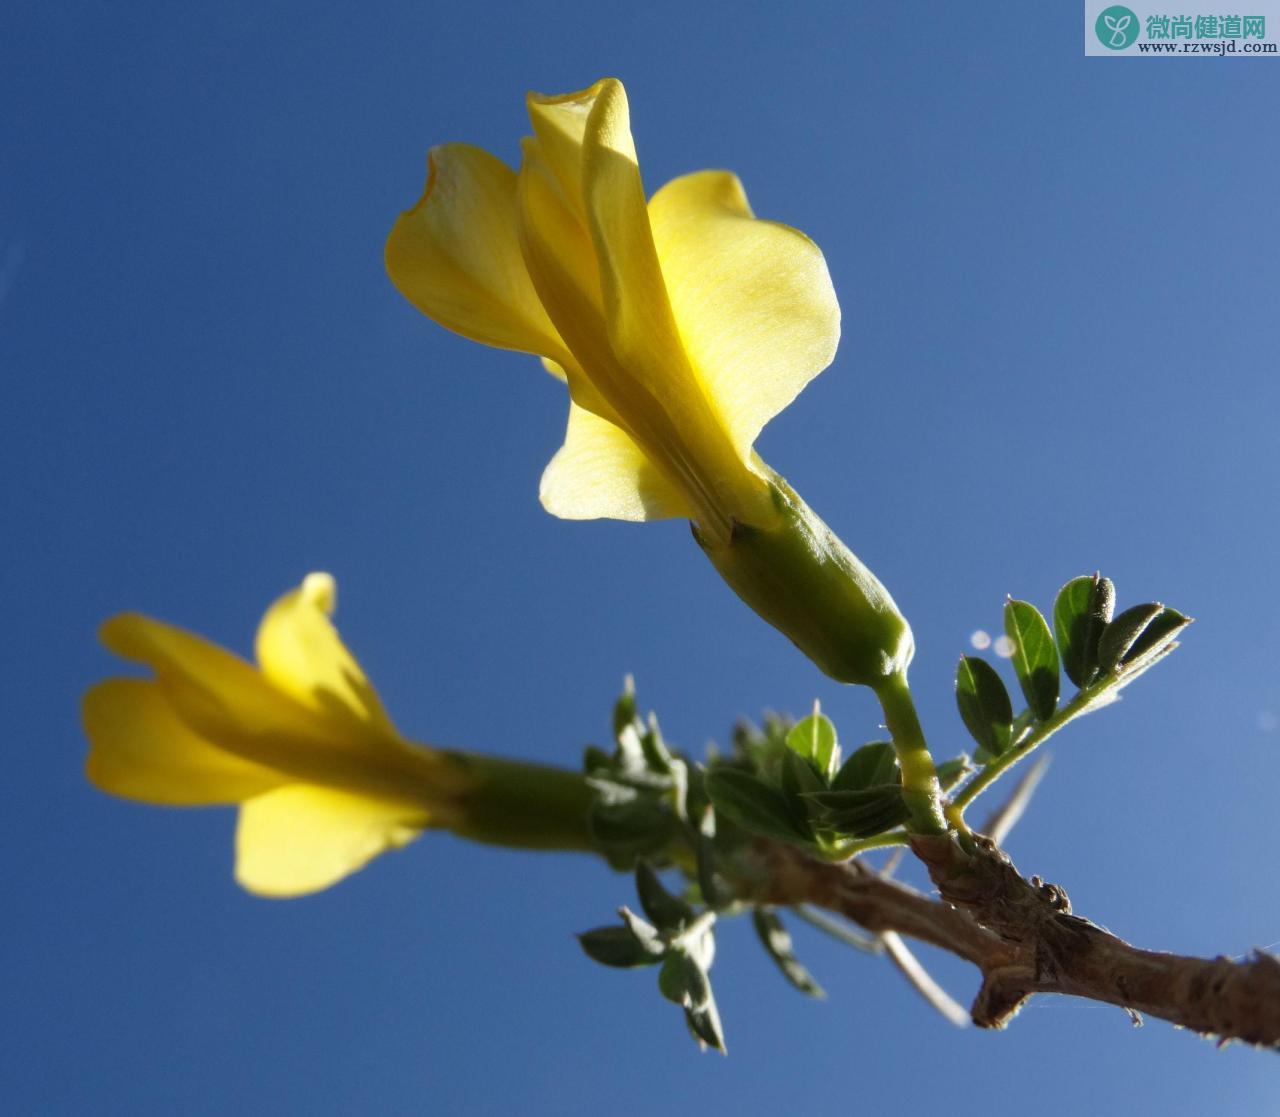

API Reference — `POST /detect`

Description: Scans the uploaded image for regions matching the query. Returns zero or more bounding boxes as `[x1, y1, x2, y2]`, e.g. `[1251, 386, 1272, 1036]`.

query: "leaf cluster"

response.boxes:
[577, 575, 1193, 1052]
[582, 678, 703, 870]
[953, 573, 1190, 800]
[577, 860, 725, 1051]
[705, 708, 969, 854]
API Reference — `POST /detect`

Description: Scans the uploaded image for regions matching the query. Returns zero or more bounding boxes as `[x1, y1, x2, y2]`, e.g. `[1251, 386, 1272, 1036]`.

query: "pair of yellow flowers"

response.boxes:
[84, 79, 858, 896]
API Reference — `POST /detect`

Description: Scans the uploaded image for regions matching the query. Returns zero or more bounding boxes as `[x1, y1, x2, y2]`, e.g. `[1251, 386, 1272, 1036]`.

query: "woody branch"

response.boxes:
[752, 836, 1280, 1049]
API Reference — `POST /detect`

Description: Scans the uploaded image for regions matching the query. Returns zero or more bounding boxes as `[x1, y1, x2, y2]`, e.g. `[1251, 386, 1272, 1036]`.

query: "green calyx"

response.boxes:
[443, 750, 598, 853]
[695, 475, 913, 689]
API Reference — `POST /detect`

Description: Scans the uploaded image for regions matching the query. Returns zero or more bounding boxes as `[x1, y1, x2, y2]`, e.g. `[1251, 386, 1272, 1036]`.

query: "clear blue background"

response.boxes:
[4, 1, 1278, 1112]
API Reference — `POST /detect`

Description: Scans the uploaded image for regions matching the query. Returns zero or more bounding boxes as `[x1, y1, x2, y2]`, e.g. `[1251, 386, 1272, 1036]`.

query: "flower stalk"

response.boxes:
[443, 750, 597, 853]
[874, 672, 947, 835]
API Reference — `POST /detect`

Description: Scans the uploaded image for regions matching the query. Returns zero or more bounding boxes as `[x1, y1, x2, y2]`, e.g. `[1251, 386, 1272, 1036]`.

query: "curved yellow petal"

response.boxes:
[649, 170, 840, 457]
[254, 573, 398, 742]
[516, 137, 609, 370]
[83, 679, 284, 805]
[386, 143, 568, 360]
[574, 80, 691, 384]
[234, 784, 427, 897]
[99, 610, 332, 751]
[523, 81, 756, 538]
[517, 138, 642, 432]
[540, 402, 692, 522]
[526, 81, 604, 217]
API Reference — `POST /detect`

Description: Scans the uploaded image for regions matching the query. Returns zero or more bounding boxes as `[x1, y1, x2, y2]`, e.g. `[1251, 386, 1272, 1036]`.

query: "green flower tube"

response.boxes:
[695, 474, 913, 689]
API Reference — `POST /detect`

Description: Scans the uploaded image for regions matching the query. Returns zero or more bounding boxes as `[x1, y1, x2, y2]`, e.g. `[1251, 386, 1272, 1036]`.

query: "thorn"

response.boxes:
[880, 847, 905, 880]
[791, 905, 882, 954]
[881, 931, 969, 1027]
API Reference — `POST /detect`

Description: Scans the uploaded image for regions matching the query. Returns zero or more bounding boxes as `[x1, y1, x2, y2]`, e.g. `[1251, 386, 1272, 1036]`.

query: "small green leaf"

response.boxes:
[778, 750, 823, 839]
[786, 707, 840, 783]
[955, 656, 1014, 759]
[1004, 598, 1060, 721]
[619, 906, 662, 949]
[1097, 602, 1169, 675]
[1121, 608, 1191, 674]
[615, 723, 646, 774]
[577, 925, 664, 969]
[935, 754, 974, 791]
[613, 676, 639, 743]
[658, 953, 688, 1004]
[804, 786, 911, 837]
[752, 907, 826, 998]
[658, 950, 711, 1010]
[587, 796, 672, 869]
[1054, 574, 1115, 688]
[694, 807, 722, 909]
[704, 768, 812, 845]
[685, 994, 727, 1052]
[639, 713, 674, 774]
[687, 923, 716, 972]
[781, 747, 826, 795]
[1108, 639, 1178, 689]
[683, 959, 712, 1012]
[831, 741, 898, 792]
[635, 861, 695, 931]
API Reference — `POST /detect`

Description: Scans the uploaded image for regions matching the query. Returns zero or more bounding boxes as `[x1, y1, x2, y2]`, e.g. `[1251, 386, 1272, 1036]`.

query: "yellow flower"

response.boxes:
[82, 573, 469, 897]
[386, 79, 914, 691]
[385, 77, 840, 547]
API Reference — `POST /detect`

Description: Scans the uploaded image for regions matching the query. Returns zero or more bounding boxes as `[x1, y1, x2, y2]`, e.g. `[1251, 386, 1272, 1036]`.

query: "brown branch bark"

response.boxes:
[749, 835, 1280, 1050]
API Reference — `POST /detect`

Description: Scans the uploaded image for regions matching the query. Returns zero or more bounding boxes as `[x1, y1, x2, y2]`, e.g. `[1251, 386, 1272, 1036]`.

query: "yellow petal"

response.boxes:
[649, 171, 840, 457]
[99, 610, 334, 752]
[526, 81, 605, 217]
[83, 679, 284, 805]
[540, 402, 692, 522]
[234, 784, 427, 897]
[575, 80, 691, 382]
[531, 82, 700, 426]
[254, 573, 397, 741]
[516, 138, 641, 433]
[516, 137, 610, 371]
[386, 143, 568, 360]
[523, 81, 752, 538]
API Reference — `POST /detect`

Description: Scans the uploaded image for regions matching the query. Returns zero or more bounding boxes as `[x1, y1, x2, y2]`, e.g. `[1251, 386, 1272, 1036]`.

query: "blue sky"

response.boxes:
[4, 1, 1279, 1112]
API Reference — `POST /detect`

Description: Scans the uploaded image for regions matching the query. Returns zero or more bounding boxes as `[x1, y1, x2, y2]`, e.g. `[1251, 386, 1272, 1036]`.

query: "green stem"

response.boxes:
[441, 749, 599, 853]
[949, 679, 1120, 820]
[825, 829, 909, 860]
[874, 671, 947, 835]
